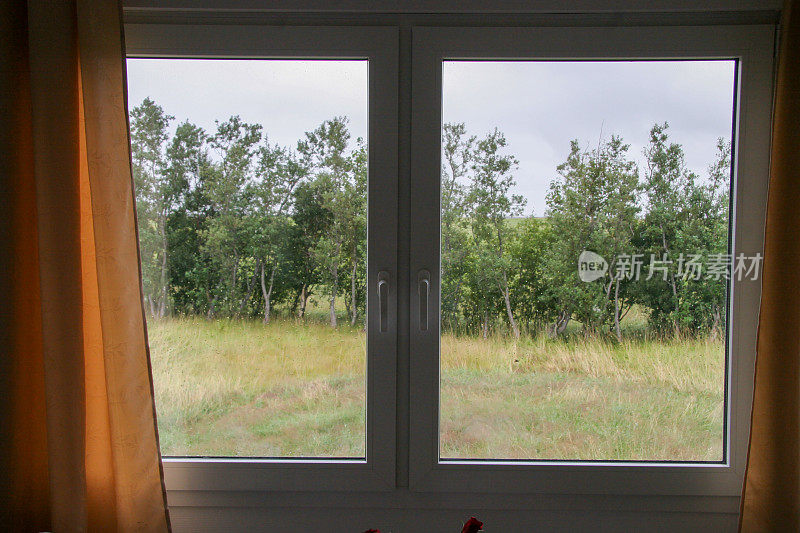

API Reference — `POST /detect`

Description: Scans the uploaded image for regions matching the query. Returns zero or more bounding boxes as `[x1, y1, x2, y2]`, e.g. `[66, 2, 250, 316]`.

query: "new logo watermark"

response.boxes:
[578, 251, 762, 282]
[578, 250, 609, 282]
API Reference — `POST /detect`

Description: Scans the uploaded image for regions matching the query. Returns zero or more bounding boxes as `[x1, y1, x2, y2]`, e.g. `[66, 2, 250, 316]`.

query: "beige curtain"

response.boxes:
[740, 0, 800, 531]
[1, 0, 170, 530]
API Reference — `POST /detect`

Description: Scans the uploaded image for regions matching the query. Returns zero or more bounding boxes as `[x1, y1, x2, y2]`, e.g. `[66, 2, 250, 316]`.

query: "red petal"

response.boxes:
[461, 516, 484, 533]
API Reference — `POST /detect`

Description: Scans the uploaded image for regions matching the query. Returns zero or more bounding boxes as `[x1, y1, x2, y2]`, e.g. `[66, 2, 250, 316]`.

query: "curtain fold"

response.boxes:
[2, 0, 170, 530]
[740, 0, 800, 531]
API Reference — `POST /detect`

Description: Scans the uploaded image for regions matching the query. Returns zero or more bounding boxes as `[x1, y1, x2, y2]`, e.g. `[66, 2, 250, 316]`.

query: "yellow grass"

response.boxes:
[148, 317, 725, 461]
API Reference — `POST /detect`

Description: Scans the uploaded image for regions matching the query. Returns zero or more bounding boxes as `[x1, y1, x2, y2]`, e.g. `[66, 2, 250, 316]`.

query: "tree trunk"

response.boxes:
[557, 313, 571, 335]
[299, 284, 308, 319]
[329, 294, 337, 328]
[329, 267, 338, 328]
[550, 311, 571, 337]
[238, 266, 259, 317]
[290, 287, 302, 316]
[613, 277, 622, 342]
[711, 307, 722, 341]
[482, 310, 489, 339]
[350, 261, 358, 326]
[260, 262, 276, 324]
[206, 294, 217, 319]
[148, 295, 157, 319]
[501, 272, 520, 339]
[158, 215, 168, 319]
[451, 279, 463, 333]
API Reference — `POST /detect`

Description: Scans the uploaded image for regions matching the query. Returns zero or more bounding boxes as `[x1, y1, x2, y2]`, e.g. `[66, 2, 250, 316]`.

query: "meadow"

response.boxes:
[148, 314, 724, 462]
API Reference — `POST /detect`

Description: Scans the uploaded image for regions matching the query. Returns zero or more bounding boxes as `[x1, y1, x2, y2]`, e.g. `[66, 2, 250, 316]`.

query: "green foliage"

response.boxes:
[438, 121, 729, 340]
[130, 98, 730, 341]
[130, 98, 175, 318]
[130, 99, 368, 326]
[544, 135, 640, 337]
[632, 124, 730, 335]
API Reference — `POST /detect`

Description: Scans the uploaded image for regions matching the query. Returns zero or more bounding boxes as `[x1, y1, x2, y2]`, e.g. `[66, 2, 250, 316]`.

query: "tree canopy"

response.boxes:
[130, 98, 731, 340]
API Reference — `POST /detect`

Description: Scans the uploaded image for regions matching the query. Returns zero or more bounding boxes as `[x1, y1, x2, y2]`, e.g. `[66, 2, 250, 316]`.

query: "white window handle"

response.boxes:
[377, 271, 389, 333]
[418, 269, 430, 332]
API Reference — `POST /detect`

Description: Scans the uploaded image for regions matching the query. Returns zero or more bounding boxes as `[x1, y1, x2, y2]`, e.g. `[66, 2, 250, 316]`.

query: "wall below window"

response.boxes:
[163, 489, 742, 531]
[167, 503, 739, 532]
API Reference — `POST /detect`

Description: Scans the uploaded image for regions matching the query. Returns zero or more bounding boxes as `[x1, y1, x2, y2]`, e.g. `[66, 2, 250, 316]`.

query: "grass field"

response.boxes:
[148, 317, 724, 461]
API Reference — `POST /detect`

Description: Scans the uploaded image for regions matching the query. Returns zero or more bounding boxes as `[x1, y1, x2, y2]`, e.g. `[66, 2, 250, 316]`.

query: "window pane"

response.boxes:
[440, 60, 737, 461]
[126, 59, 369, 458]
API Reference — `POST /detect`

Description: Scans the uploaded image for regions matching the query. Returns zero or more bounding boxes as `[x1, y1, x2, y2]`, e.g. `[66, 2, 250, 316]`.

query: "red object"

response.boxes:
[363, 530, 380, 533]
[461, 517, 484, 533]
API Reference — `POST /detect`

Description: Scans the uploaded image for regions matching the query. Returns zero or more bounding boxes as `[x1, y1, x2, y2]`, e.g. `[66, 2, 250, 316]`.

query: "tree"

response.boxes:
[441, 123, 475, 332]
[286, 181, 333, 319]
[467, 128, 526, 339]
[129, 97, 174, 318]
[670, 137, 731, 336]
[342, 138, 368, 327]
[249, 141, 308, 323]
[508, 217, 558, 334]
[203, 116, 262, 316]
[545, 135, 639, 338]
[298, 117, 353, 328]
[634, 122, 718, 335]
[164, 121, 212, 315]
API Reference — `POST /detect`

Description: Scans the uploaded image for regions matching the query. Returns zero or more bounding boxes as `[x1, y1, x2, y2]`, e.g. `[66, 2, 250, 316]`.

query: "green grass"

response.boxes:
[148, 317, 724, 461]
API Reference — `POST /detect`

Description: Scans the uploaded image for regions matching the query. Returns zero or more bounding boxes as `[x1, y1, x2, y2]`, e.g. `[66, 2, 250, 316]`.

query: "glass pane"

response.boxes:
[440, 60, 738, 461]
[126, 59, 369, 458]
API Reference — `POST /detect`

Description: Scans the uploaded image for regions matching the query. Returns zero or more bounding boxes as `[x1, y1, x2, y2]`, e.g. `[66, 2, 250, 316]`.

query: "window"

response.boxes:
[125, 18, 774, 527]
[128, 58, 370, 459]
[438, 59, 736, 462]
[409, 25, 772, 494]
[126, 24, 398, 491]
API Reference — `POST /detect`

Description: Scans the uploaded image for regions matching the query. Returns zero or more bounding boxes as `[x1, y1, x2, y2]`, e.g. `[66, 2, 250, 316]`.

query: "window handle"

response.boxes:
[377, 271, 389, 333]
[418, 269, 430, 332]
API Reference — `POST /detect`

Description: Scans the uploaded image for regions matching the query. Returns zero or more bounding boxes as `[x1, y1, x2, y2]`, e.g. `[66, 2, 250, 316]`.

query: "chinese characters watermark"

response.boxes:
[578, 251, 762, 282]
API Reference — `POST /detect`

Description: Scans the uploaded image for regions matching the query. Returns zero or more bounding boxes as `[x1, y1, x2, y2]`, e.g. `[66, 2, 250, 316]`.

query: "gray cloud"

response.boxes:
[126, 59, 368, 153]
[444, 60, 736, 215]
[127, 58, 735, 217]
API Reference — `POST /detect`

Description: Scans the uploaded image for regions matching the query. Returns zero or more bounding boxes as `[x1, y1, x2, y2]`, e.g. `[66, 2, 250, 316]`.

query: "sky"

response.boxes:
[127, 58, 736, 216]
[126, 58, 369, 154]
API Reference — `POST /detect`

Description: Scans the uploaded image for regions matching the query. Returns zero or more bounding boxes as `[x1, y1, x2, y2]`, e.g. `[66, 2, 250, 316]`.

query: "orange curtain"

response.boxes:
[1, 0, 170, 530]
[740, 0, 800, 531]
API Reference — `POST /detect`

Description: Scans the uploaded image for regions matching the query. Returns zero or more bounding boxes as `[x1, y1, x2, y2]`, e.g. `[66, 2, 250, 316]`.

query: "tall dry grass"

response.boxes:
[148, 317, 725, 460]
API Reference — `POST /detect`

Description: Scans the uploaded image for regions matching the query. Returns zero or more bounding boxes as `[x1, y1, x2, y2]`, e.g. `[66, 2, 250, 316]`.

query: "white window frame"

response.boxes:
[409, 24, 774, 496]
[123, 18, 778, 526]
[124, 23, 399, 493]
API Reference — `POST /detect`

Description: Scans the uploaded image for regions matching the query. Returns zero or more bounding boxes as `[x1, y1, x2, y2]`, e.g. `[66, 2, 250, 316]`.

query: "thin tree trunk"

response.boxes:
[148, 296, 157, 319]
[482, 310, 489, 339]
[290, 286, 302, 316]
[329, 267, 338, 328]
[158, 215, 168, 318]
[660, 224, 678, 298]
[206, 294, 217, 319]
[206, 277, 222, 319]
[350, 261, 358, 326]
[451, 279, 463, 332]
[260, 262, 276, 324]
[550, 310, 571, 337]
[501, 272, 520, 339]
[614, 277, 622, 342]
[238, 266, 259, 317]
[557, 314, 571, 335]
[329, 294, 337, 328]
[299, 284, 308, 319]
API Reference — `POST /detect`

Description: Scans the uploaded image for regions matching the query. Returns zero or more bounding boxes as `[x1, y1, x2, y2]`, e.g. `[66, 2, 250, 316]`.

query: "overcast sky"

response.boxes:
[126, 58, 369, 153]
[127, 58, 735, 216]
